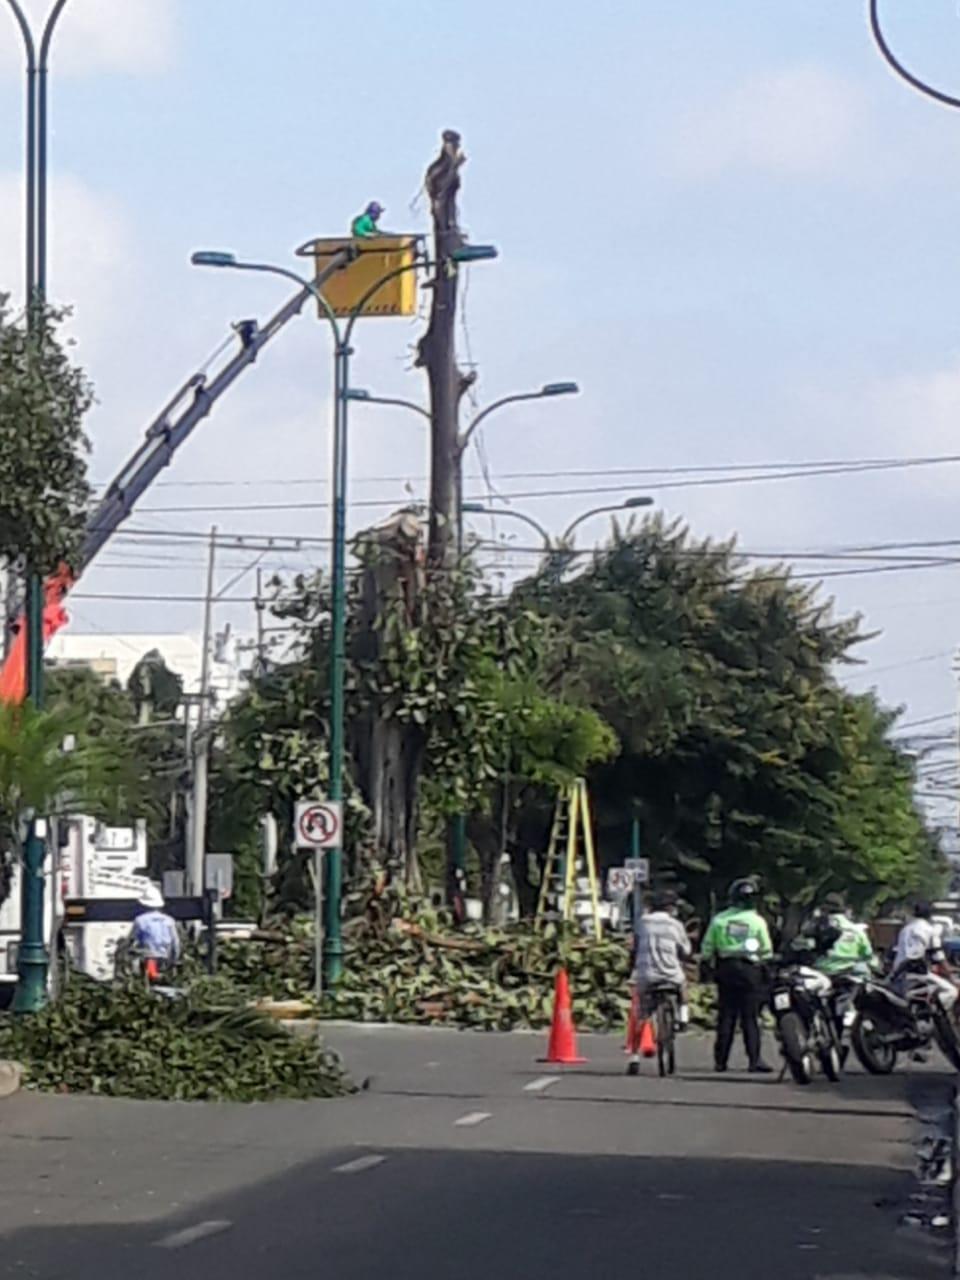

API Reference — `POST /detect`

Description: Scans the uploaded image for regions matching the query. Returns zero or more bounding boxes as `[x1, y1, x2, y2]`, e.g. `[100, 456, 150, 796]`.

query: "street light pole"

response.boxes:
[193, 242, 496, 982]
[4, 0, 70, 1014]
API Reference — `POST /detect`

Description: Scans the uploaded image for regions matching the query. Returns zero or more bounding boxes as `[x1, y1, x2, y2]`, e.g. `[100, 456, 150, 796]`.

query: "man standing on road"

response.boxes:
[702, 878, 773, 1074]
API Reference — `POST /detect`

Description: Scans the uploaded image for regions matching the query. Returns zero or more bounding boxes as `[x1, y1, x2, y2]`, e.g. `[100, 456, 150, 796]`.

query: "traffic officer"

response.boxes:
[813, 892, 875, 978]
[701, 878, 773, 1073]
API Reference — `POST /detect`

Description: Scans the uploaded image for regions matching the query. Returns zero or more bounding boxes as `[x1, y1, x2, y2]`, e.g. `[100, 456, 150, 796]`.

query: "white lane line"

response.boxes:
[333, 1154, 387, 1174]
[454, 1111, 492, 1127]
[153, 1220, 232, 1250]
[524, 1075, 560, 1093]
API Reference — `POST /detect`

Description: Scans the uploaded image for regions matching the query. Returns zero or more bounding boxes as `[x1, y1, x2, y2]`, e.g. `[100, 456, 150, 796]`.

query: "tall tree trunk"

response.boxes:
[416, 129, 473, 570]
[351, 512, 426, 888]
[416, 129, 477, 906]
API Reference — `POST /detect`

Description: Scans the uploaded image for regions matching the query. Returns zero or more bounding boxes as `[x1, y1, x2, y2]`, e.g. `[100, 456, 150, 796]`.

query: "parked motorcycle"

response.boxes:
[851, 970, 960, 1075]
[769, 954, 844, 1085]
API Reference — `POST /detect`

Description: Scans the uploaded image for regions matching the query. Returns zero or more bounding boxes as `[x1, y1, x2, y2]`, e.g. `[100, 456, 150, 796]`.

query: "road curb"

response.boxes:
[0, 1060, 22, 1099]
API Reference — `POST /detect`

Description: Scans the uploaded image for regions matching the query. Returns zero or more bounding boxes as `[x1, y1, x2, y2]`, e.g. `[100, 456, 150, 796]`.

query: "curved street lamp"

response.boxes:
[3, 0, 70, 1013]
[868, 0, 960, 110]
[192, 242, 497, 984]
[346, 381, 579, 547]
[462, 496, 653, 555]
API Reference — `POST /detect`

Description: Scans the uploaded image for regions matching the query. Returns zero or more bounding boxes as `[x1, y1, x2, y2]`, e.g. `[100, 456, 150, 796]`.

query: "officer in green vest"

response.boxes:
[813, 893, 875, 978]
[702, 878, 773, 1073]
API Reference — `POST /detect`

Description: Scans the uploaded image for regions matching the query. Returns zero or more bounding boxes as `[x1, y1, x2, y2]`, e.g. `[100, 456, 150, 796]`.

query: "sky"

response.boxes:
[2, 1, 960, 819]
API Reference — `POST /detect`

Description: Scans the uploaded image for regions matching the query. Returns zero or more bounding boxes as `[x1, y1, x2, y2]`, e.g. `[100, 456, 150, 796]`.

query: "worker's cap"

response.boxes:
[366, 201, 384, 217]
[138, 884, 165, 910]
[822, 892, 845, 912]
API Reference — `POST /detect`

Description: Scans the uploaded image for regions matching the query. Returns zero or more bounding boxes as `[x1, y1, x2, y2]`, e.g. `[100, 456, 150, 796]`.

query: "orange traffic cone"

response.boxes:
[639, 1017, 657, 1059]
[539, 968, 587, 1065]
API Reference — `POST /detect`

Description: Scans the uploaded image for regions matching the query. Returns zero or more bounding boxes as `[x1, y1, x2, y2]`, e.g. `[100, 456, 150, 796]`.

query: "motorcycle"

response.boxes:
[769, 952, 844, 1085]
[851, 968, 960, 1075]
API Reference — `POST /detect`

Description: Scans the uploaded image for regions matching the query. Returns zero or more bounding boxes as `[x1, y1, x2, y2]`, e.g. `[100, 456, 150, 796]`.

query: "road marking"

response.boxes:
[153, 1220, 232, 1250]
[454, 1111, 491, 1127]
[333, 1154, 387, 1174]
[524, 1075, 560, 1093]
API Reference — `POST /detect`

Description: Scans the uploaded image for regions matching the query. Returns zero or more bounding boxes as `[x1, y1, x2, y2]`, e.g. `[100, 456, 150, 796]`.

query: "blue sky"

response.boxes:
[3, 1, 960, 816]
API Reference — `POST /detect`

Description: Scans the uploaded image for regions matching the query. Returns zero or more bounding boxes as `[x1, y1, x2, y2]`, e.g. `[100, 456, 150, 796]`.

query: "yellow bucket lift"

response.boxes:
[302, 235, 423, 318]
[536, 778, 602, 940]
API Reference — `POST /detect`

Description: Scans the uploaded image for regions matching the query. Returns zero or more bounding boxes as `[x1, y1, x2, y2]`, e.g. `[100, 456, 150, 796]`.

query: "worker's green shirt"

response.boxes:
[815, 912, 874, 976]
[702, 907, 772, 963]
[351, 214, 378, 238]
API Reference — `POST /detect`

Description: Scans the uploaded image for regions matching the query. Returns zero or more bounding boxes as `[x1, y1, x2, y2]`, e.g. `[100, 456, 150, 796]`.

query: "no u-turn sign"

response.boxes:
[294, 800, 343, 849]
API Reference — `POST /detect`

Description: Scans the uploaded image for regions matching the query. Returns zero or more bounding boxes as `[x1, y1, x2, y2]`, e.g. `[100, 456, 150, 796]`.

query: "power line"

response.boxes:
[93, 449, 960, 492]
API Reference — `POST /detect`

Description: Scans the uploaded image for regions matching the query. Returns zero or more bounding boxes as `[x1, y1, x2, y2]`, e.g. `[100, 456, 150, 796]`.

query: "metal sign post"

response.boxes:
[294, 800, 342, 1002]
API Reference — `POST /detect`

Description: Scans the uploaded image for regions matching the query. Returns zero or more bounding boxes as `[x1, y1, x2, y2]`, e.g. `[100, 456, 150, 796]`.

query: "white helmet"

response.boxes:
[138, 884, 164, 911]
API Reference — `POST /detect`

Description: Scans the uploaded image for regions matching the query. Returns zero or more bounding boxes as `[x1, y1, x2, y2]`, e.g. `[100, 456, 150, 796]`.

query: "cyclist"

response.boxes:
[130, 884, 180, 982]
[702, 878, 773, 1074]
[627, 889, 692, 1076]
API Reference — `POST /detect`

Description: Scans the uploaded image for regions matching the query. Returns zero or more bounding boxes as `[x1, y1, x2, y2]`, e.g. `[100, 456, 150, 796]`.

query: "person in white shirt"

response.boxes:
[892, 901, 957, 1012]
[628, 890, 692, 1074]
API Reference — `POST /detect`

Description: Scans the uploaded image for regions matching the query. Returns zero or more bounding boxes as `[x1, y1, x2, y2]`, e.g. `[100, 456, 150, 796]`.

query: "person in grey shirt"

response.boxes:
[631, 889, 693, 1052]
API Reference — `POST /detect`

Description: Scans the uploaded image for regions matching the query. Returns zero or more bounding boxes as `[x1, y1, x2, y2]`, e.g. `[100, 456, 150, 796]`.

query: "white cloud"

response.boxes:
[0, 0, 178, 78]
[666, 65, 867, 181]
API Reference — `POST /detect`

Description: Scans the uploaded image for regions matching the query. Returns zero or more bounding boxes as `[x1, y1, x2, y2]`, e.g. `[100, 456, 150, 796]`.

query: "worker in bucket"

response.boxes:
[351, 201, 385, 238]
[627, 889, 692, 1075]
[130, 884, 180, 982]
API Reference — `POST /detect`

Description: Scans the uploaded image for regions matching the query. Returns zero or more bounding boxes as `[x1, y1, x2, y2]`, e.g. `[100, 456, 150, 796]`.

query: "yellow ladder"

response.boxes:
[536, 778, 602, 940]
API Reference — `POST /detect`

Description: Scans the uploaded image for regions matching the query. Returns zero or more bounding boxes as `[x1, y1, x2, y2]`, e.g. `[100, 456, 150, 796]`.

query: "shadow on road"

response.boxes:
[0, 1146, 950, 1280]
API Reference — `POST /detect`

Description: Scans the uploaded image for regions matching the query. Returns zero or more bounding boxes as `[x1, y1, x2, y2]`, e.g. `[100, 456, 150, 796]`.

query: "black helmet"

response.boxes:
[914, 900, 933, 920]
[728, 878, 758, 907]
[651, 889, 677, 912]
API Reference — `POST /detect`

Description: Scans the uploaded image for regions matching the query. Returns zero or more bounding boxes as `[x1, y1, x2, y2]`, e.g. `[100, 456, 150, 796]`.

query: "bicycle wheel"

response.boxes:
[656, 999, 676, 1077]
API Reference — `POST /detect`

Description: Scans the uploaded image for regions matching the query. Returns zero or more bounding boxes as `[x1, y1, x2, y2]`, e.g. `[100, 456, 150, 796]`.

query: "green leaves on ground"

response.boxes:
[219, 901, 714, 1034]
[0, 977, 354, 1102]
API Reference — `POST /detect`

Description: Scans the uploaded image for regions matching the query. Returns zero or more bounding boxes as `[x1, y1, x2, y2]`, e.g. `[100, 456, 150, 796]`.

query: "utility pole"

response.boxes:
[255, 567, 265, 674]
[187, 527, 217, 897]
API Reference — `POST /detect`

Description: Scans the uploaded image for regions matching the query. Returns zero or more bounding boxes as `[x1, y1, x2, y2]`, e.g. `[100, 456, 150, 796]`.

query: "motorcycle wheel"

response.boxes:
[852, 1015, 897, 1075]
[779, 1011, 814, 1085]
[933, 1011, 960, 1072]
[813, 1013, 842, 1082]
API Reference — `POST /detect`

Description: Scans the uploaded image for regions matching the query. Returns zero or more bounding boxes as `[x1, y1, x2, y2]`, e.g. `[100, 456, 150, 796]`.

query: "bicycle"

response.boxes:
[648, 984, 679, 1077]
[628, 983, 679, 1077]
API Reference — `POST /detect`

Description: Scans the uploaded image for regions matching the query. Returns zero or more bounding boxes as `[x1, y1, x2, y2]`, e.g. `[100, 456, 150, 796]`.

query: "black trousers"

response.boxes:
[714, 957, 765, 1069]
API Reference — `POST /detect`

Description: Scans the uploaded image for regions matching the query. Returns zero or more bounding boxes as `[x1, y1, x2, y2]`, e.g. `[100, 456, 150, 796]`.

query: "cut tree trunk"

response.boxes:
[416, 128, 472, 570]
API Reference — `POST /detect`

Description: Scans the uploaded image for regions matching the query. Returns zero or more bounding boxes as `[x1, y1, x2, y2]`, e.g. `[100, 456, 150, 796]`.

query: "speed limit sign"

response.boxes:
[294, 800, 343, 849]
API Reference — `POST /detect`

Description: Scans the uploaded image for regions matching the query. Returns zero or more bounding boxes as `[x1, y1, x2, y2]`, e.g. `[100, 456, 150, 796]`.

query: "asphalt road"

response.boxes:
[0, 1025, 953, 1278]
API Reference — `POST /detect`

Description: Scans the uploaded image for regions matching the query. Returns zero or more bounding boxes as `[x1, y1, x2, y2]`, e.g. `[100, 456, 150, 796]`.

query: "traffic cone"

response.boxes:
[639, 1016, 657, 1059]
[539, 968, 587, 1065]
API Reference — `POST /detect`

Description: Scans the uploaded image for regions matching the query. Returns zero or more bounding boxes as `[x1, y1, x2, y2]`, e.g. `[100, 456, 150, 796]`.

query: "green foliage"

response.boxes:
[46, 664, 187, 871]
[0, 298, 92, 573]
[0, 977, 354, 1101]
[519, 516, 940, 914]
